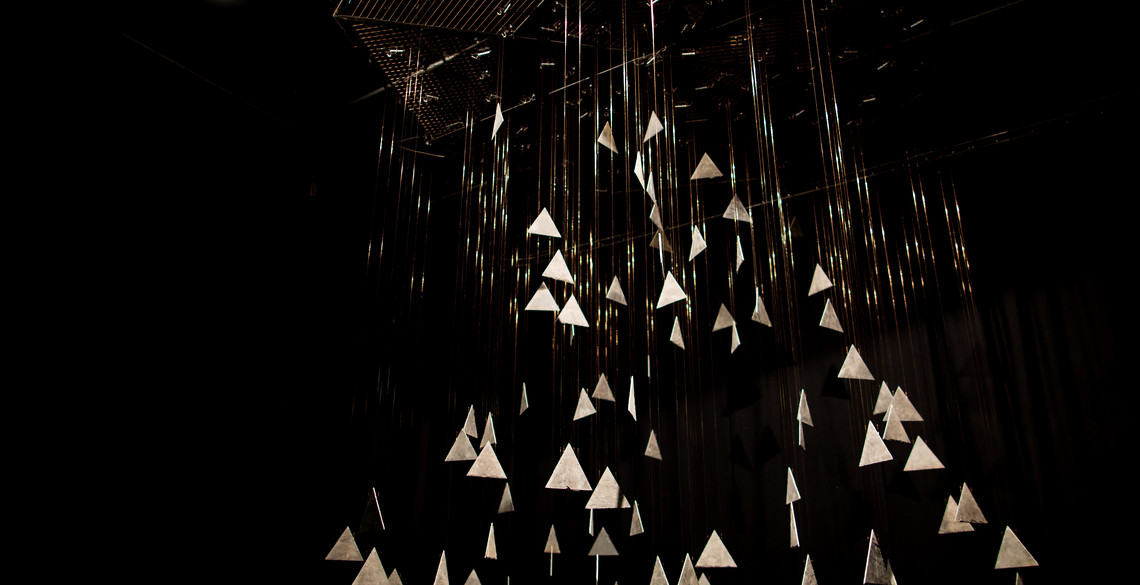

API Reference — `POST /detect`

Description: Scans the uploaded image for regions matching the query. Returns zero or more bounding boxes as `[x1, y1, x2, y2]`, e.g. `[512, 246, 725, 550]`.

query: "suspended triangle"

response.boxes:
[798, 420, 806, 450]
[593, 373, 616, 402]
[558, 295, 590, 327]
[873, 382, 893, 415]
[573, 389, 597, 420]
[445, 430, 478, 462]
[542, 250, 574, 283]
[650, 557, 669, 585]
[649, 230, 672, 253]
[467, 444, 507, 479]
[790, 504, 800, 548]
[588, 509, 594, 536]
[802, 556, 817, 585]
[463, 405, 479, 438]
[650, 203, 664, 231]
[882, 405, 911, 443]
[464, 570, 481, 585]
[634, 156, 645, 188]
[627, 376, 637, 421]
[699, 575, 712, 585]
[645, 430, 663, 460]
[527, 208, 562, 238]
[480, 413, 496, 448]
[888, 388, 924, 422]
[647, 172, 657, 203]
[545, 525, 561, 553]
[657, 272, 687, 308]
[735, 236, 745, 272]
[712, 304, 735, 332]
[787, 467, 802, 504]
[730, 324, 741, 353]
[679, 555, 699, 585]
[498, 483, 515, 513]
[864, 530, 890, 585]
[956, 483, 987, 523]
[690, 153, 723, 180]
[524, 283, 560, 312]
[695, 530, 737, 568]
[585, 467, 624, 509]
[598, 121, 618, 153]
[808, 264, 833, 296]
[839, 345, 875, 380]
[485, 524, 497, 559]
[631, 501, 644, 536]
[326, 526, 363, 561]
[722, 196, 752, 223]
[546, 443, 592, 491]
[995, 527, 1038, 569]
[689, 226, 707, 260]
[643, 111, 664, 142]
[606, 276, 628, 305]
[492, 103, 503, 139]
[670, 316, 686, 349]
[752, 289, 772, 326]
[798, 389, 813, 426]
[353, 549, 386, 585]
[520, 383, 528, 414]
[820, 299, 843, 332]
[904, 436, 944, 471]
[859, 421, 893, 466]
[432, 552, 449, 585]
[388, 570, 403, 585]
[584, 527, 617, 556]
[938, 496, 975, 534]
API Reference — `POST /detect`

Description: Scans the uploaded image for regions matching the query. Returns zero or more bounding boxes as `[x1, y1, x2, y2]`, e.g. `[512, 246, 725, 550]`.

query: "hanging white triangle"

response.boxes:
[752, 288, 772, 326]
[388, 569, 402, 585]
[645, 430, 663, 460]
[820, 299, 843, 332]
[690, 153, 723, 180]
[484, 524, 497, 559]
[859, 421, 893, 466]
[995, 527, 1038, 569]
[679, 555, 699, 585]
[542, 250, 575, 284]
[524, 283, 560, 312]
[699, 575, 712, 585]
[787, 467, 802, 504]
[938, 496, 975, 534]
[649, 230, 672, 253]
[634, 156, 645, 188]
[498, 483, 515, 513]
[798, 389, 813, 426]
[545, 525, 561, 553]
[955, 483, 987, 523]
[722, 196, 752, 223]
[802, 556, 817, 585]
[352, 548, 387, 585]
[904, 436, 944, 471]
[888, 388, 924, 422]
[873, 382, 893, 415]
[670, 316, 686, 349]
[593, 373, 616, 402]
[463, 405, 479, 438]
[647, 172, 657, 203]
[558, 295, 590, 327]
[839, 345, 875, 380]
[527, 208, 562, 238]
[650, 557, 669, 585]
[606, 276, 628, 305]
[480, 413, 496, 448]
[631, 501, 644, 536]
[730, 324, 741, 353]
[585, 467, 624, 509]
[598, 121, 618, 153]
[735, 236, 745, 272]
[650, 203, 664, 231]
[589, 527, 620, 556]
[573, 389, 596, 420]
[464, 570, 481, 585]
[643, 111, 664, 142]
[467, 444, 507, 479]
[656, 272, 688, 308]
[882, 405, 911, 443]
[445, 430, 478, 462]
[712, 304, 736, 331]
[627, 376, 637, 421]
[864, 530, 890, 585]
[790, 504, 800, 549]
[588, 508, 594, 536]
[689, 226, 707, 260]
[808, 264, 832, 296]
[545, 443, 593, 491]
[492, 103, 504, 139]
[520, 383, 529, 415]
[695, 530, 737, 568]
[798, 419, 806, 450]
[432, 552, 449, 585]
[325, 526, 363, 561]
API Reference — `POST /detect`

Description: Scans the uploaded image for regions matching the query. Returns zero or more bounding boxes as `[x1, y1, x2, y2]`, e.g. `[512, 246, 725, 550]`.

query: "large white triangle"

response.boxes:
[838, 345, 875, 380]
[808, 264, 832, 296]
[631, 500, 644, 536]
[545, 443, 592, 491]
[585, 467, 624, 509]
[904, 436, 944, 471]
[690, 153, 724, 180]
[593, 373, 616, 402]
[722, 196, 751, 223]
[463, 405, 479, 437]
[558, 295, 590, 327]
[670, 316, 686, 349]
[864, 530, 890, 585]
[656, 271, 687, 308]
[325, 526, 363, 561]
[544, 525, 560, 553]
[542, 250, 574, 283]
[888, 388, 924, 422]
[588, 527, 620, 556]
[352, 548, 387, 585]
[712, 304, 736, 331]
[445, 430, 478, 461]
[752, 288, 772, 326]
[859, 421, 893, 466]
[873, 382, 893, 415]
[643, 111, 664, 142]
[606, 276, 628, 305]
[573, 389, 596, 420]
[995, 527, 1038, 569]
[598, 121, 618, 153]
[484, 524, 497, 559]
[881, 405, 911, 443]
[820, 299, 843, 332]
[524, 283, 560, 312]
[480, 413, 497, 448]
[527, 208, 562, 238]
[432, 552, 449, 585]
[465, 570, 482, 585]
[679, 555, 698, 585]
[695, 530, 737, 568]
[938, 496, 975, 534]
[492, 103, 504, 139]
[388, 569, 402, 585]
[798, 389, 813, 426]
[645, 430, 663, 460]
[650, 557, 668, 585]
[467, 444, 507, 479]
[802, 556, 817, 585]
[787, 467, 802, 504]
[955, 483, 987, 523]
[689, 226, 707, 260]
